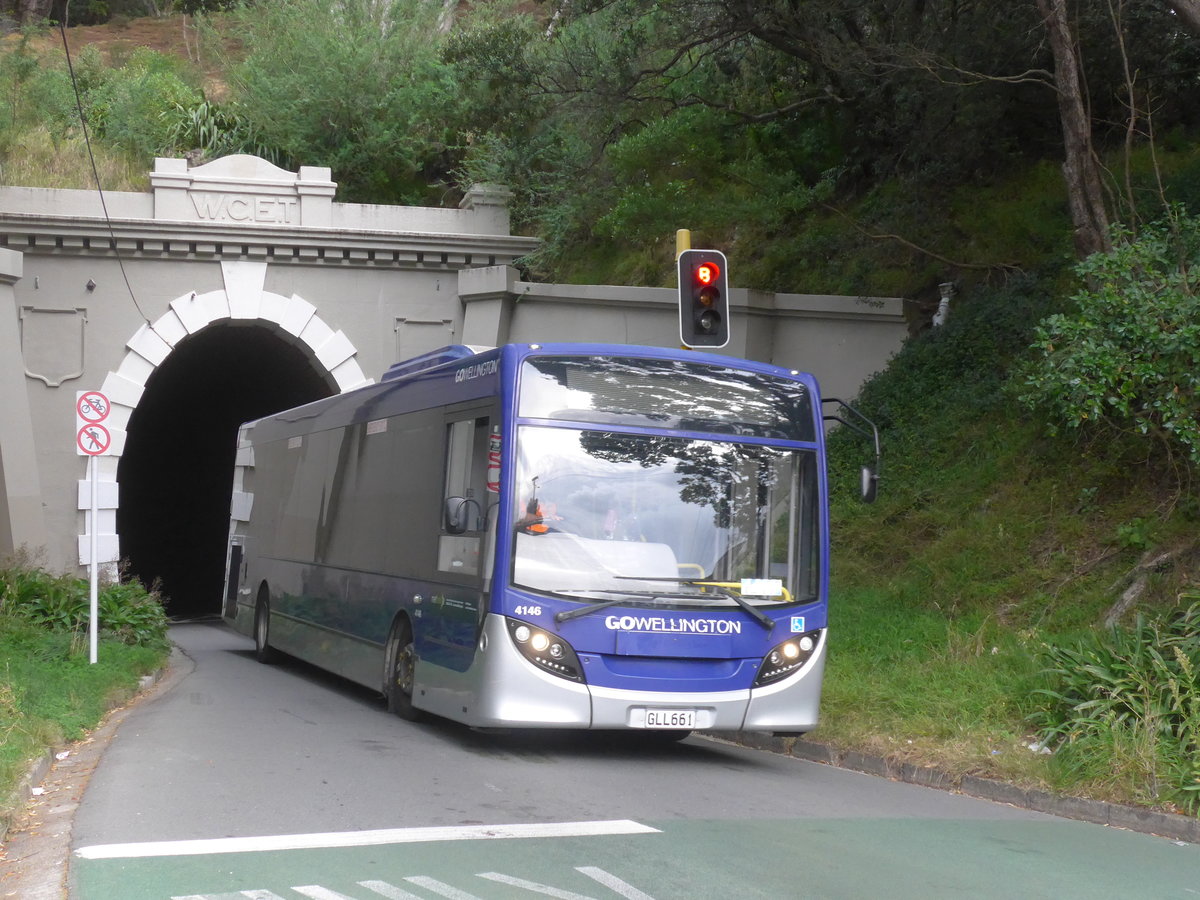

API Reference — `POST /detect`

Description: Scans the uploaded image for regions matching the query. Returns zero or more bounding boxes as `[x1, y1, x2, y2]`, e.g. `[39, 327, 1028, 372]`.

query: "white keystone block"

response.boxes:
[258, 291, 289, 325]
[221, 259, 267, 298]
[278, 294, 316, 337]
[227, 292, 260, 320]
[298, 316, 334, 354]
[150, 308, 188, 348]
[78, 534, 120, 565]
[127, 324, 172, 367]
[100, 372, 145, 409]
[100, 429, 127, 457]
[170, 291, 210, 334]
[331, 358, 371, 392]
[78, 479, 120, 510]
[116, 353, 154, 386]
[197, 289, 231, 325]
[230, 491, 254, 522]
[223, 260, 267, 319]
[103, 403, 133, 432]
[315, 330, 355, 370]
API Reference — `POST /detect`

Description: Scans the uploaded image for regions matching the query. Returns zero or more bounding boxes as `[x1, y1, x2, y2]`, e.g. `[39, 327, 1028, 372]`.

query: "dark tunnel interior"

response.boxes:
[117, 323, 335, 619]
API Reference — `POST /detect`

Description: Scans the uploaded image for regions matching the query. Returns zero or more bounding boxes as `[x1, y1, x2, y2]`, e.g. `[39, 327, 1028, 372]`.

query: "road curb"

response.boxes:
[705, 731, 1200, 845]
[0, 751, 54, 843]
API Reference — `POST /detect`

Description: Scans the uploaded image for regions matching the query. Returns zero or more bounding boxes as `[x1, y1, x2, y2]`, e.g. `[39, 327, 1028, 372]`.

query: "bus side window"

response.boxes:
[439, 417, 489, 576]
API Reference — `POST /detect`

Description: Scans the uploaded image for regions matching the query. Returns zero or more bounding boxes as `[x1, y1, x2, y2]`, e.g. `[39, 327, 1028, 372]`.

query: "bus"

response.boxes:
[223, 342, 877, 736]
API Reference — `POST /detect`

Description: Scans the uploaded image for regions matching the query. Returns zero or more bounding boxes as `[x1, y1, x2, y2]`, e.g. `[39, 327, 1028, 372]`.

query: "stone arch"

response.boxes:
[79, 260, 372, 571]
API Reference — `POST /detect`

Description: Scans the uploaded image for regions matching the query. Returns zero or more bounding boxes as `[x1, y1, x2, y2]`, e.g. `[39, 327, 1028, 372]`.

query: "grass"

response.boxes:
[0, 125, 148, 191]
[0, 561, 169, 833]
[809, 353, 1200, 813]
[818, 588, 1051, 781]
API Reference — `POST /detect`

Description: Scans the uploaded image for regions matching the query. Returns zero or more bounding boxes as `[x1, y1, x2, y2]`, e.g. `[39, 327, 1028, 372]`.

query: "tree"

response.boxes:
[4, 0, 53, 25]
[1036, 0, 1113, 258]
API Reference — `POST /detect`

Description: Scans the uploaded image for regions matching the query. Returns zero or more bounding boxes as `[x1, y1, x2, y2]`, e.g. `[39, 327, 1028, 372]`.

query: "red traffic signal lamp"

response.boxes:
[678, 249, 729, 348]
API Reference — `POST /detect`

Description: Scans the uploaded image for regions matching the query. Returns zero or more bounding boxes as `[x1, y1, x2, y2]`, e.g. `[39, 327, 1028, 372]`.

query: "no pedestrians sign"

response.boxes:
[76, 391, 112, 456]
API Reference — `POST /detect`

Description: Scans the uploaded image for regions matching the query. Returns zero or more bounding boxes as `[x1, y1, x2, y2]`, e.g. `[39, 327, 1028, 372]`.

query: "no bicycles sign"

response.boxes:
[76, 390, 112, 456]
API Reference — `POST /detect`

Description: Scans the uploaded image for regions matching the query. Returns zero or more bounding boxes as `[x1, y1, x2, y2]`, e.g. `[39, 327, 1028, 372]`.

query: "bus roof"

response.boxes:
[241, 343, 821, 442]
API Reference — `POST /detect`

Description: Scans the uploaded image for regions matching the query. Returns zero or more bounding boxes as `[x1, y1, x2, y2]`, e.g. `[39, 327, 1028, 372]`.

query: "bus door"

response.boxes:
[430, 409, 496, 673]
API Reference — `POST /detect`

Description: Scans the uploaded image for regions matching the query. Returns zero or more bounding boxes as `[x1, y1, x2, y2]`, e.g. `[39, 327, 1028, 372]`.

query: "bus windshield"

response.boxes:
[511, 427, 820, 608]
[519, 355, 815, 441]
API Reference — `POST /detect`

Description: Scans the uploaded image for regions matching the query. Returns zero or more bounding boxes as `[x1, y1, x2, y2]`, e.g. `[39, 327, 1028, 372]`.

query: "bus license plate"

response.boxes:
[645, 709, 696, 729]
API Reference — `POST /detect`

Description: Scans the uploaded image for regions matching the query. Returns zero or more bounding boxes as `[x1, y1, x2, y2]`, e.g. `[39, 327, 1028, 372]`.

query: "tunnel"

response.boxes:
[117, 322, 335, 619]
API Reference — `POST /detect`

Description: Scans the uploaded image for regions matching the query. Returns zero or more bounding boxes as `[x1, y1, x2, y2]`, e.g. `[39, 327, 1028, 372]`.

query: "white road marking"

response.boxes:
[170, 867, 656, 900]
[403, 875, 485, 899]
[576, 867, 656, 900]
[171, 892, 287, 899]
[76, 819, 660, 859]
[357, 881, 425, 899]
[292, 888, 360, 900]
[477, 871, 599, 899]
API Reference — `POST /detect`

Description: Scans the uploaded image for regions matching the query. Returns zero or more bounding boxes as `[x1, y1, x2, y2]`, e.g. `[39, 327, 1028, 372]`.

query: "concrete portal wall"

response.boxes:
[0, 155, 905, 576]
[459, 267, 904, 402]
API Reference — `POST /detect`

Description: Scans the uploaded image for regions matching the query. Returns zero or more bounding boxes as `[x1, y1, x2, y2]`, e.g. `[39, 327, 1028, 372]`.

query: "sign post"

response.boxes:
[76, 391, 111, 664]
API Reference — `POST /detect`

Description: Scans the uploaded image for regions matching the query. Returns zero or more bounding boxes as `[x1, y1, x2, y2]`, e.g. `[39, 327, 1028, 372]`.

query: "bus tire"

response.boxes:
[254, 588, 277, 664]
[384, 618, 423, 722]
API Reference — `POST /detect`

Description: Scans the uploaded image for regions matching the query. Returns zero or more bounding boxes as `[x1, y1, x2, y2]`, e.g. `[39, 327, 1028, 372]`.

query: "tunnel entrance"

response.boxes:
[117, 322, 335, 619]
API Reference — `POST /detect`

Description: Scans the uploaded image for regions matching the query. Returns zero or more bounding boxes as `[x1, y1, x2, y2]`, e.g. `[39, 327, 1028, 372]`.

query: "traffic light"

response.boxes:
[678, 249, 729, 348]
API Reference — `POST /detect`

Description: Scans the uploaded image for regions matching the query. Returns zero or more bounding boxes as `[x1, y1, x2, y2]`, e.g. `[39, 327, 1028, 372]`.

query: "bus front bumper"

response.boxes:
[468, 615, 825, 733]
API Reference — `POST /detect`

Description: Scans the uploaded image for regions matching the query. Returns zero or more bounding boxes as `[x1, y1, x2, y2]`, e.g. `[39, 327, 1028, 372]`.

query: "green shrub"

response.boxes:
[81, 47, 202, 158]
[0, 560, 169, 651]
[217, 0, 461, 204]
[1029, 603, 1200, 813]
[1018, 210, 1200, 465]
[162, 99, 278, 163]
[11, 44, 202, 161]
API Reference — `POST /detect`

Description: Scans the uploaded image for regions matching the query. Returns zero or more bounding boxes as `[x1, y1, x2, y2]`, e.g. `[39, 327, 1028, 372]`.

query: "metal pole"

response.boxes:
[89, 453, 98, 664]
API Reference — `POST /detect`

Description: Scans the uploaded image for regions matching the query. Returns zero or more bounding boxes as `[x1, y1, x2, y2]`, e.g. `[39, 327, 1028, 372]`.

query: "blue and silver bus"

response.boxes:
[223, 343, 876, 736]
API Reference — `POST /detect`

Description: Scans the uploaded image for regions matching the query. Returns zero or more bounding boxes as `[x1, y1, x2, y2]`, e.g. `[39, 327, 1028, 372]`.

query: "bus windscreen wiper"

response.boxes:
[553, 589, 735, 623]
[612, 575, 775, 629]
[553, 593, 663, 623]
[553, 581, 774, 629]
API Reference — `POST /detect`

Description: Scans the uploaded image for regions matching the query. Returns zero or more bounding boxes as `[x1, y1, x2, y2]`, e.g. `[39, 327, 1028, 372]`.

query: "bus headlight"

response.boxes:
[506, 617, 585, 683]
[754, 630, 821, 687]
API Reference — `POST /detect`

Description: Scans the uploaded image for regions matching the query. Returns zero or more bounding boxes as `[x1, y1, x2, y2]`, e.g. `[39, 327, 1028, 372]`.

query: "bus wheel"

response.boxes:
[254, 589, 276, 664]
[385, 619, 422, 722]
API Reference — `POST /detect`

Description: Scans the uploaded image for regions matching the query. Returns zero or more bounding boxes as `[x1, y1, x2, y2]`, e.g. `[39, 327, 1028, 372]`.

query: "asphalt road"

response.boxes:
[60, 622, 1200, 899]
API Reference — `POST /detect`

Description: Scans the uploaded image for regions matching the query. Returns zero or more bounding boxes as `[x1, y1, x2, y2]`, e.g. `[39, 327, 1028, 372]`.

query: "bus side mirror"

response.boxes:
[861, 466, 878, 504]
[444, 497, 468, 534]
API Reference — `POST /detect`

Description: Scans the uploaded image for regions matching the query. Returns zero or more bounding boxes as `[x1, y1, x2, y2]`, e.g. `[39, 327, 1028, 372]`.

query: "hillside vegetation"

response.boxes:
[2, 2, 1200, 814]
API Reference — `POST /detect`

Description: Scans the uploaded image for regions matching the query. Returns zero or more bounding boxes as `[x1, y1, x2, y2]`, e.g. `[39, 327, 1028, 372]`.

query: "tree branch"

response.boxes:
[821, 204, 1024, 274]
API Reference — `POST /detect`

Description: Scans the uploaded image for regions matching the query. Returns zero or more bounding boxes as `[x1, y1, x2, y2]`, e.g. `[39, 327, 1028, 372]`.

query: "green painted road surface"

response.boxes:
[73, 816, 1200, 899]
